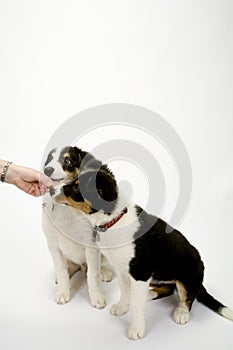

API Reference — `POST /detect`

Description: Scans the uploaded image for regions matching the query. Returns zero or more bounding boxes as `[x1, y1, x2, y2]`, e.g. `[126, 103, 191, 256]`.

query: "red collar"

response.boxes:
[94, 208, 128, 232]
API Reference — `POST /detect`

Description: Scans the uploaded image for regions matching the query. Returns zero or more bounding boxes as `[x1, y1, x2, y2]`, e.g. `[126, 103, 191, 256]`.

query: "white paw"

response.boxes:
[174, 306, 190, 325]
[90, 294, 107, 309]
[128, 324, 145, 340]
[101, 267, 113, 282]
[110, 303, 129, 316]
[56, 290, 71, 305]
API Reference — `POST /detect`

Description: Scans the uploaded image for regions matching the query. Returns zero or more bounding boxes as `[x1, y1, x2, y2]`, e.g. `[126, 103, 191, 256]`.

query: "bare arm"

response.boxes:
[0, 159, 53, 197]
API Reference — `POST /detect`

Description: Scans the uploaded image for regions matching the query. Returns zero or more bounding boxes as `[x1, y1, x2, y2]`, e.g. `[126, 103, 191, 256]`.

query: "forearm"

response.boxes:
[1, 160, 35, 186]
[0, 159, 14, 184]
[1, 159, 53, 196]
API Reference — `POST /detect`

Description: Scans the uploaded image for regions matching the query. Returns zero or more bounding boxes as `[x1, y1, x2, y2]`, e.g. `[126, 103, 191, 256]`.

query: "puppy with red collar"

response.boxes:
[51, 146, 233, 340]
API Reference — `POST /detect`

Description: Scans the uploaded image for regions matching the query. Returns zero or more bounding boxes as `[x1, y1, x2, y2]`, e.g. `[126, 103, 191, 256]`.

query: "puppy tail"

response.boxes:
[197, 285, 233, 321]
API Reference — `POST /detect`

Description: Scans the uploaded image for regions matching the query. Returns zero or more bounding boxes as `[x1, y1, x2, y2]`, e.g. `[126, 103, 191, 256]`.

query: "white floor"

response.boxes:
[0, 187, 233, 350]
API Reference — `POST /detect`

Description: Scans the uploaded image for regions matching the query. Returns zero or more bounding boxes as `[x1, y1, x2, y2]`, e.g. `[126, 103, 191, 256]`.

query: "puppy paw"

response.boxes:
[56, 290, 71, 305]
[110, 303, 129, 316]
[101, 267, 113, 282]
[128, 324, 145, 340]
[174, 306, 190, 325]
[90, 294, 107, 309]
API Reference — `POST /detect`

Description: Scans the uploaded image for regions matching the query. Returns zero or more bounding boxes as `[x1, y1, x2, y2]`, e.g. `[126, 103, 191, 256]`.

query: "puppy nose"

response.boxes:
[44, 167, 54, 177]
[50, 188, 56, 196]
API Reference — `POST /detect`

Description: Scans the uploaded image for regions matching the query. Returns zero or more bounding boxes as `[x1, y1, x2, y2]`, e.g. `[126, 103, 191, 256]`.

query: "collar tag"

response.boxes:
[93, 226, 101, 242]
[92, 207, 128, 242]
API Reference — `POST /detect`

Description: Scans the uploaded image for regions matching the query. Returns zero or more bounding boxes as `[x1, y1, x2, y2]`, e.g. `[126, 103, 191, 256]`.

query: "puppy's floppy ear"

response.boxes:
[71, 146, 101, 170]
[77, 168, 118, 213]
[95, 169, 118, 202]
[71, 146, 83, 165]
[79, 168, 117, 204]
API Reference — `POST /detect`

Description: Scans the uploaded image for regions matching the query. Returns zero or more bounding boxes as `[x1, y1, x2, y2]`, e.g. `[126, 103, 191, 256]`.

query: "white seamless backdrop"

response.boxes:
[0, 1, 233, 350]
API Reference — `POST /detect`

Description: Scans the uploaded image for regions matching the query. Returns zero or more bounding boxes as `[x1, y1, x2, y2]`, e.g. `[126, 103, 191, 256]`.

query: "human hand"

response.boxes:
[5, 163, 54, 197]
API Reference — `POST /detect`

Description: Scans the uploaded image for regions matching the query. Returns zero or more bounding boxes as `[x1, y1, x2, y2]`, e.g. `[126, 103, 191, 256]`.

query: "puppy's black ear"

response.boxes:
[81, 170, 116, 198]
[79, 169, 118, 213]
[71, 146, 83, 165]
[96, 170, 118, 203]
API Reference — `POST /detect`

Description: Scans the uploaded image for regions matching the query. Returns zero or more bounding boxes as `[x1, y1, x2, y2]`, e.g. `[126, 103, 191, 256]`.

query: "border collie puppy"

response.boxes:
[42, 147, 112, 307]
[51, 146, 233, 340]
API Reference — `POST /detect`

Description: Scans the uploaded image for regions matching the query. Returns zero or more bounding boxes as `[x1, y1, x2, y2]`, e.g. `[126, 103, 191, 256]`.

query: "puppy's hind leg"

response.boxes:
[54, 260, 81, 282]
[67, 260, 81, 279]
[148, 283, 176, 301]
[174, 281, 194, 325]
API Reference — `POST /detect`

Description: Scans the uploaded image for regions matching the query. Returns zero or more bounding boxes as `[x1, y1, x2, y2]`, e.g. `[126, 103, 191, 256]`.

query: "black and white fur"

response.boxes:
[42, 147, 112, 307]
[51, 146, 233, 340]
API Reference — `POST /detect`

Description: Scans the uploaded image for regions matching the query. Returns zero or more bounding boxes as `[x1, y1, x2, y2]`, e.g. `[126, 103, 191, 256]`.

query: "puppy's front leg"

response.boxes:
[128, 278, 150, 340]
[85, 248, 106, 309]
[46, 240, 71, 304]
[110, 272, 130, 316]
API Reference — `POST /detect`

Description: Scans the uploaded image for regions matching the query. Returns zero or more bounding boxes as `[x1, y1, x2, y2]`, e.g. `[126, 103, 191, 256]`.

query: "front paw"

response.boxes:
[90, 294, 107, 309]
[55, 290, 71, 305]
[128, 324, 146, 340]
[110, 303, 129, 316]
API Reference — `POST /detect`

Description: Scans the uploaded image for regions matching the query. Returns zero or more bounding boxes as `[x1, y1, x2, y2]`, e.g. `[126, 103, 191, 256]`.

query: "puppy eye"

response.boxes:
[64, 158, 73, 166]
